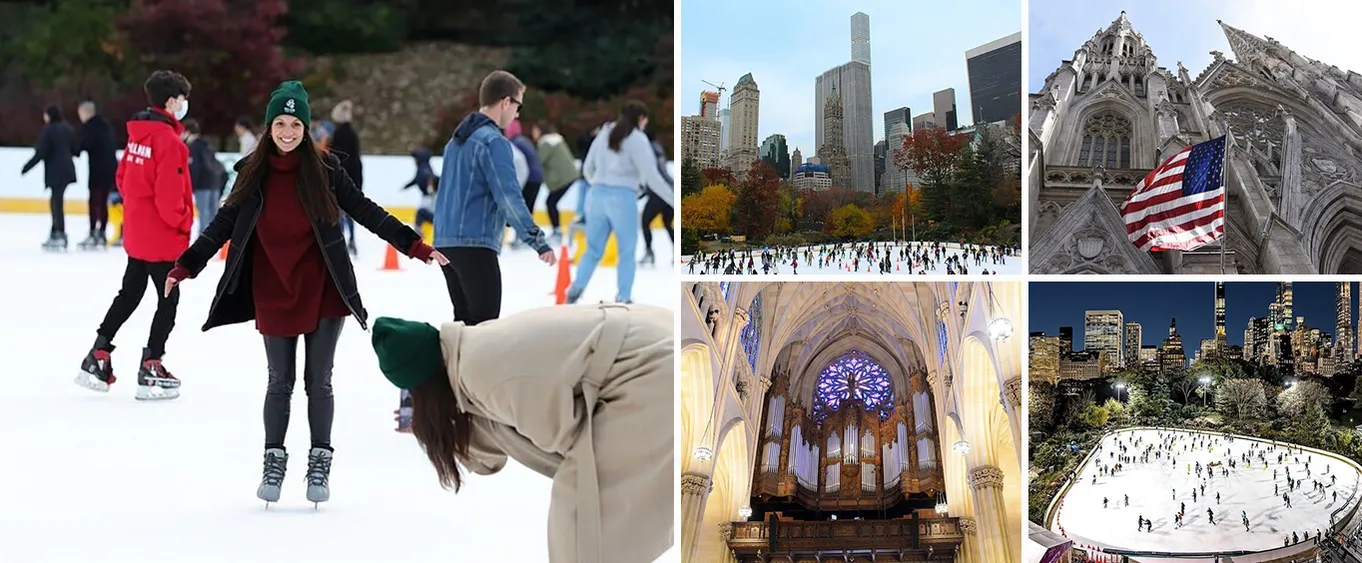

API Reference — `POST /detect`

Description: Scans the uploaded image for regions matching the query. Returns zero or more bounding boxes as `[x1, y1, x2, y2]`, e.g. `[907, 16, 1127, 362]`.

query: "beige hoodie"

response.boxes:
[438, 302, 674, 563]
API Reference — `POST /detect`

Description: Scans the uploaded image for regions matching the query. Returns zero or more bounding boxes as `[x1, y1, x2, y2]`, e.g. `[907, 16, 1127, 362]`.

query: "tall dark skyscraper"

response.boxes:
[965, 32, 1022, 125]
[1339, 282, 1354, 364]
[1058, 326, 1074, 355]
[883, 107, 911, 139]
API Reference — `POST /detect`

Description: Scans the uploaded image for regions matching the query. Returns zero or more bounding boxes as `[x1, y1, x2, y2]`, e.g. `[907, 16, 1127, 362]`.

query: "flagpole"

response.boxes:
[1219, 135, 1229, 275]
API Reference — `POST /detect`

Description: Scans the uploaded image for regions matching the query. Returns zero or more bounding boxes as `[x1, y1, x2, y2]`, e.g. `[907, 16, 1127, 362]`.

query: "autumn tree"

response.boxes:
[828, 204, 874, 239]
[117, 0, 303, 139]
[895, 127, 966, 227]
[732, 160, 781, 239]
[701, 167, 736, 189]
[680, 185, 736, 233]
[775, 183, 801, 234]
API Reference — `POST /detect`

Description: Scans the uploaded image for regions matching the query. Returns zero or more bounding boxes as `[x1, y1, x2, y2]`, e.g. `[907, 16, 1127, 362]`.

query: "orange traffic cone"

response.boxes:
[381, 244, 400, 271]
[554, 245, 572, 304]
[216, 243, 228, 261]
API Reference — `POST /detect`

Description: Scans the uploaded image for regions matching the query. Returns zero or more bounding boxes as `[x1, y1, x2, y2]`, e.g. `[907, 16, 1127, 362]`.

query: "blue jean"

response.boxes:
[574, 178, 588, 220]
[570, 184, 639, 302]
[194, 190, 221, 234]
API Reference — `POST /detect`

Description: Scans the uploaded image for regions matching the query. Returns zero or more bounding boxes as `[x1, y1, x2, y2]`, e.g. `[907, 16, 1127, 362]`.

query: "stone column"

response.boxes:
[968, 465, 1015, 563]
[681, 472, 713, 563]
[718, 522, 737, 563]
[958, 517, 979, 563]
[1002, 376, 1024, 470]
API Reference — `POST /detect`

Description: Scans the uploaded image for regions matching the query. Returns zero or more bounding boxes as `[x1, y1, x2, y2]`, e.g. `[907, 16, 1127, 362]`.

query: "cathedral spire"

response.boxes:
[1218, 20, 1269, 66]
[1108, 11, 1131, 33]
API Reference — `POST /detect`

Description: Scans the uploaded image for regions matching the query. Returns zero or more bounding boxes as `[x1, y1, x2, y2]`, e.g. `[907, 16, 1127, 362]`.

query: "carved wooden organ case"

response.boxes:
[752, 363, 945, 511]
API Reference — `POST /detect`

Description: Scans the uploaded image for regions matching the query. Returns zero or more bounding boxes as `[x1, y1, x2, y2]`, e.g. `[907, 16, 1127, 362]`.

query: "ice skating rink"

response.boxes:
[0, 213, 679, 563]
[1054, 428, 1362, 555]
[682, 242, 1022, 275]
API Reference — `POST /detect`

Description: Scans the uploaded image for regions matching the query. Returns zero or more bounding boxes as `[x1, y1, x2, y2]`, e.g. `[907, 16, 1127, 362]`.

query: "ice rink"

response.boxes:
[0, 213, 679, 563]
[682, 242, 1022, 276]
[1053, 428, 1362, 555]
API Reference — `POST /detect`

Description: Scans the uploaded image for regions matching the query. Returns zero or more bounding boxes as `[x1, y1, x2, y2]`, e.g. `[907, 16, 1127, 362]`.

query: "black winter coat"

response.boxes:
[176, 152, 421, 332]
[330, 122, 363, 191]
[78, 115, 118, 187]
[22, 122, 79, 187]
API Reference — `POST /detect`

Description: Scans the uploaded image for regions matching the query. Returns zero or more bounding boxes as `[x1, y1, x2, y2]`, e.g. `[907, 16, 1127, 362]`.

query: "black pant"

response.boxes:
[89, 183, 110, 234]
[545, 185, 569, 228]
[641, 191, 674, 250]
[97, 257, 179, 359]
[262, 317, 344, 450]
[48, 183, 68, 234]
[436, 247, 502, 326]
[521, 180, 542, 220]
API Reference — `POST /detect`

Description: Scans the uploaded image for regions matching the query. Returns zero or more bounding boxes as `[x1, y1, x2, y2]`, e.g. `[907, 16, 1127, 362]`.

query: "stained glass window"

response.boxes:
[720, 282, 732, 301]
[741, 294, 762, 372]
[937, 321, 948, 363]
[814, 350, 892, 418]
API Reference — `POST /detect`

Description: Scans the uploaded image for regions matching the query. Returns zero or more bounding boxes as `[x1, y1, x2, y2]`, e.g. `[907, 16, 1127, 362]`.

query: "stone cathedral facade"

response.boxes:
[1029, 12, 1362, 274]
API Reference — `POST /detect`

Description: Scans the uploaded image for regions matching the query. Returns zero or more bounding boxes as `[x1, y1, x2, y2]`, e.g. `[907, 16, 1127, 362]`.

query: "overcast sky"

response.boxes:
[681, 0, 1021, 156]
[1029, 0, 1362, 93]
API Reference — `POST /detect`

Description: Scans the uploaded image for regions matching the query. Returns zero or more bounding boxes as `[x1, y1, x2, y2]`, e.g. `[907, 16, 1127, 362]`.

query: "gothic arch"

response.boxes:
[1060, 94, 1156, 168]
[958, 334, 1018, 562]
[696, 419, 751, 563]
[680, 343, 716, 474]
[1303, 182, 1362, 273]
[793, 334, 923, 403]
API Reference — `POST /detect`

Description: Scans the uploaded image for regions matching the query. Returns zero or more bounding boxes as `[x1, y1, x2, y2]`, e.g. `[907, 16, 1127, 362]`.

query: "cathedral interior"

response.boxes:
[1029, 12, 1362, 274]
[680, 282, 1023, 563]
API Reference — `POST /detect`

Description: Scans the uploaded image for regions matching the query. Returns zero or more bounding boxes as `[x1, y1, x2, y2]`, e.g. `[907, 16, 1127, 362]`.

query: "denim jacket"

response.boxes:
[434, 112, 549, 253]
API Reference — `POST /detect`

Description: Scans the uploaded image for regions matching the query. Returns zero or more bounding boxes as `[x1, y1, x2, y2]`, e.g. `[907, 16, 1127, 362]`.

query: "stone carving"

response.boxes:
[968, 465, 1005, 490]
[734, 376, 748, 401]
[1221, 102, 1285, 148]
[719, 522, 734, 541]
[1076, 233, 1105, 259]
[1003, 376, 1023, 409]
[959, 517, 977, 536]
[682, 473, 711, 496]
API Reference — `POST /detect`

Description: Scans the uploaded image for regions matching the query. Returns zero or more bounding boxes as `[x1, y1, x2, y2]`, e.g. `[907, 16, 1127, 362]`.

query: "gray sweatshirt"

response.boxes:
[582, 123, 674, 208]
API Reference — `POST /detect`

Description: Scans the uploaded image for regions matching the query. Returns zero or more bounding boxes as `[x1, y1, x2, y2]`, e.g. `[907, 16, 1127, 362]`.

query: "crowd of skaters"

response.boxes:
[685, 240, 1019, 275]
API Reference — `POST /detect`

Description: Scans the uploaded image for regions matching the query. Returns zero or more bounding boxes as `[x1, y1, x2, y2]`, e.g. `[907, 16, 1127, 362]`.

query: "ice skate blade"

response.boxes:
[135, 385, 180, 401]
[74, 372, 110, 392]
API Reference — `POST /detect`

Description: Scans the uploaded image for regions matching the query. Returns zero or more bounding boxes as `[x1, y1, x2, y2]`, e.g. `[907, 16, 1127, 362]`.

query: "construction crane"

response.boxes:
[702, 80, 727, 114]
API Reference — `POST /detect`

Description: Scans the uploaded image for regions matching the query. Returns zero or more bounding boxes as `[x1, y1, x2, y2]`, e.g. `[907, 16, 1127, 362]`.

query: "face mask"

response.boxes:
[174, 99, 189, 121]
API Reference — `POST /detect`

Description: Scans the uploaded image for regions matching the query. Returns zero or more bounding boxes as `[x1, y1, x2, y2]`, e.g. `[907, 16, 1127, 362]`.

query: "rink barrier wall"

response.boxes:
[0, 147, 672, 228]
[1045, 425, 1362, 560]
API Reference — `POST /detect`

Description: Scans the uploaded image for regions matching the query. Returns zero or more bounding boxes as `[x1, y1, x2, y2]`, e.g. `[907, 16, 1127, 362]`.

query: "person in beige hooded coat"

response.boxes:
[370, 302, 674, 563]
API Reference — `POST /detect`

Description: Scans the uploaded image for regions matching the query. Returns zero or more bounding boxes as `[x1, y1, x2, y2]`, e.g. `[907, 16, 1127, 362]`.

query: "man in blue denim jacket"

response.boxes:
[434, 70, 555, 325]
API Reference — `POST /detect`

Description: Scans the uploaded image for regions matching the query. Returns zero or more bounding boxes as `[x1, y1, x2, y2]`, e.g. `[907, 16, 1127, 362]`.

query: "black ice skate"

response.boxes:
[76, 230, 105, 251]
[75, 336, 117, 392]
[640, 249, 655, 267]
[41, 231, 67, 252]
[548, 228, 563, 248]
[135, 350, 180, 401]
[257, 448, 288, 504]
[305, 447, 333, 507]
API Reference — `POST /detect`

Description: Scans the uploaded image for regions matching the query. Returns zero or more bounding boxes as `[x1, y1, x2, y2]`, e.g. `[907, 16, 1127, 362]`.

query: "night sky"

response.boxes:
[1030, 282, 1358, 348]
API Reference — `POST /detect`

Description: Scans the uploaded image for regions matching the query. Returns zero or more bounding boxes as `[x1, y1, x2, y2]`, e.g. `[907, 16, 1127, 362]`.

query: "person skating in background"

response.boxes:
[235, 115, 258, 155]
[434, 70, 554, 327]
[75, 70, 194, 401]
[163, 81, 448, 506]
[638, 129, 674, 266]
[566, 101, 672, 305]
[329, 100, 362, 255]
[77, 100, 118, 250]
[504, 119, 533, 249]
[369, 303, 674, 562]
[182, 119, 227, 235]
[403, 146, 438, 236]
[571, 123, 602, 234]
[507, 118, 543, 246]
[22, 105, 80, 250]
[533, 122, 576, 247]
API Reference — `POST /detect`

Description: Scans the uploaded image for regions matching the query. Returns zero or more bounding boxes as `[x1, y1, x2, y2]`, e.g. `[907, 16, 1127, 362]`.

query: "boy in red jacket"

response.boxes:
[75, 70, 193, 401]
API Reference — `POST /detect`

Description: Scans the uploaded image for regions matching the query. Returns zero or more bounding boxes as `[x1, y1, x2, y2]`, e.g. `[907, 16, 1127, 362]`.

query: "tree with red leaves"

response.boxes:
[701, 167, 737, 189]
[893, 127, 966, 226]
[117, 0, 303, 139]
[732, 160, 781, 240]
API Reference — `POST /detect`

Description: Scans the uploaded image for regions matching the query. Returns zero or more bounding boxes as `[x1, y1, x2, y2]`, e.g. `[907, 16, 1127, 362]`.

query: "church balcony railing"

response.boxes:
[726, 514, 963, 562]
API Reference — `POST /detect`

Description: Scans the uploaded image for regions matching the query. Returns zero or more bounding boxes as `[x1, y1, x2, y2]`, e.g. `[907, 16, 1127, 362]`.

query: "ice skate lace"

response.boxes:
[262, 453, 287, 486]
[307, 453, 332, 486]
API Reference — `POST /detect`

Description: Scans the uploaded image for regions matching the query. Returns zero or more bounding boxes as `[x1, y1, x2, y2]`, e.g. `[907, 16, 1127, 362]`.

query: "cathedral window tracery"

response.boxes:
[814, 350, 892, 419]
[740, 294, 763, 372]
[1079, 112, 1134, 169]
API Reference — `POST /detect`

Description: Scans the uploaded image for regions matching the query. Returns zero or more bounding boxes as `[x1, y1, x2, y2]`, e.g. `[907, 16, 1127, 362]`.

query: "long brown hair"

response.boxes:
[223, 129, 341, 224]
[410, 366, 474, 491]
[607, 100, 649, 152]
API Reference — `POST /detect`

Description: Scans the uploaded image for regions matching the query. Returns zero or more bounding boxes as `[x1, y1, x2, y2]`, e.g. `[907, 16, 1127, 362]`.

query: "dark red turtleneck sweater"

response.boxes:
[251, 149, 350, 337]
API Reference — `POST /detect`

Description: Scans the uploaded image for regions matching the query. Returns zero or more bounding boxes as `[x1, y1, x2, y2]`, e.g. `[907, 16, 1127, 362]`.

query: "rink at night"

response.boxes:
[0, 213, 679, 563]
[682, 242, 1023, 275]
[1051, 427, 1362, 556]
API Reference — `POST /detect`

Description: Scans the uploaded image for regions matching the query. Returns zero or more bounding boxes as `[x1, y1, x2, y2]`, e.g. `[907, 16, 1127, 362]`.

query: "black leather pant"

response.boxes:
[261, 317, 344, 449]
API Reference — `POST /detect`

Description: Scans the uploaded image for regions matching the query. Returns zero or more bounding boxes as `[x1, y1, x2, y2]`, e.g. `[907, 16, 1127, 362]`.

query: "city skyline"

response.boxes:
[680, 0, 1020, 157]
[1029, 0, 1362, 92]
[1030, 282, 1358, 350]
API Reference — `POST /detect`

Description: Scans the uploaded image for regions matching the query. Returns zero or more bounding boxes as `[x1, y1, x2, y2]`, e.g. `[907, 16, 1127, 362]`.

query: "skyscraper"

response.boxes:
[1084, 310, 1124, 369]
[792, 148, 803, 171]
[719, 107, 731, 153]
[816, 63, 874, 192]
[1058, 326, 1074, 356]
[1160, 317, 1186, 374]
[699, 90, 720, 119]
[1339, 282, 1354, 365]
[680, 116, 722, 169]
[760, 134, 791, 179]
[725, 73, 761, 175]
[933, 88, 958, 131]
[884, 107, 911, 138]
[851, 12, 871, 65]
[964, 32, 1022, 125]
[819, 83, 853, 189]
[1279, 282, 1295, 332]
[1124, 321, 1141, 369]
[1214, 282, 1227, 356]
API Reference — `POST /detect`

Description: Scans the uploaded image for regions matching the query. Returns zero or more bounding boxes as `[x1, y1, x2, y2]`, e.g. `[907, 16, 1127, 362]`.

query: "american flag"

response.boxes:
[1121, 136, 1228, 252]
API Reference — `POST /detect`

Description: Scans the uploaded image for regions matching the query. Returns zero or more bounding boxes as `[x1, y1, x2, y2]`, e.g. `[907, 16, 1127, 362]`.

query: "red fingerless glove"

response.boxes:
[168, 264, 191, 283]
[407, 241, 434, 263]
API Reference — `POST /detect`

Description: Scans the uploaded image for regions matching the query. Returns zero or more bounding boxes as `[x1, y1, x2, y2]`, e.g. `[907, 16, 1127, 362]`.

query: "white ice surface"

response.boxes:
[1054, 428, 1362, 555]
[0, 213, 678, 563]
[681, 242, 1022, 275]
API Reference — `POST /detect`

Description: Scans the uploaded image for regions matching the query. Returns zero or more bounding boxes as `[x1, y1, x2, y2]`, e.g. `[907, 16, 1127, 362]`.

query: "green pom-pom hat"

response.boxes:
[264, 80, 311, 128]
[371, 317, 443, 390]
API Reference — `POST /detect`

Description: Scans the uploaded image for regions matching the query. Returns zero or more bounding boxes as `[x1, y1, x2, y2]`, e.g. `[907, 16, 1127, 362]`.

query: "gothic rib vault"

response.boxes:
[1029, 12, 1362, 274]
[680, 282, 1023, 563]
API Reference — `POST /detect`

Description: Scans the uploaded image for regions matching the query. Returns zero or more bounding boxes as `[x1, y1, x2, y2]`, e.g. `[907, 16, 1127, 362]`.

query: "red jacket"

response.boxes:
[117, 107, 193, 262]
